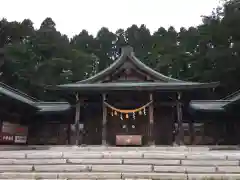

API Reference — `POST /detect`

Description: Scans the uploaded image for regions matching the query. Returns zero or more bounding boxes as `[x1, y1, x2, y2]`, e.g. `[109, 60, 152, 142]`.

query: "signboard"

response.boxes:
[1, 122, 28, 144]
[2, 122, 28, 135]
[14, 136, 27, 143]
[116, 135, 142, 146]
[2, 122, 18, 135]
[0, 134, 27, 144]
[0, 133, 14, 143]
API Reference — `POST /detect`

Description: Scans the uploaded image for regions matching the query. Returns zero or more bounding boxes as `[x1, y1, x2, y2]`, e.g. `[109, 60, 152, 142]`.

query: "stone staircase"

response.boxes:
[0, 146, 240, 179]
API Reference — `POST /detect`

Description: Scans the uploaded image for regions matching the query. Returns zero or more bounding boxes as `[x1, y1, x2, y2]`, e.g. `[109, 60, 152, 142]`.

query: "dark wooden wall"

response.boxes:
[81, 103, 102, 145]
[154, 105, 174, 145]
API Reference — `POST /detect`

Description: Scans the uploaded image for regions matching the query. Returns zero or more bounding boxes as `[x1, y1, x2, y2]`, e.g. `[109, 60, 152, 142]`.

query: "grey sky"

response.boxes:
[1, 0, 220, 37]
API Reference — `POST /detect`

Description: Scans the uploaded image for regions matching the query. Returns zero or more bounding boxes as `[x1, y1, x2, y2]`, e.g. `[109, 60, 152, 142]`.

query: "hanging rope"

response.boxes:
[104, 100, 153, 114]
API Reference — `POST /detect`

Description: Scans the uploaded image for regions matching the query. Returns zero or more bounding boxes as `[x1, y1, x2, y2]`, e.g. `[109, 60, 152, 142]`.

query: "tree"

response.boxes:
[2, 0, 240, 99]
[1, 18, 96, 99]
[124, 25, 153, 65]
[95, 27, 117, 71]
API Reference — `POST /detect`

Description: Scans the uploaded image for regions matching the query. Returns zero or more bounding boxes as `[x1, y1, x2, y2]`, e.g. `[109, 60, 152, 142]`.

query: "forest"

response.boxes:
[0, 0, 240, 100]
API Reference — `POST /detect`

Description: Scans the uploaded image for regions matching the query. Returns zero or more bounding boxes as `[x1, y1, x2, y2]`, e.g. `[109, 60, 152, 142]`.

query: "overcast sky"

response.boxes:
[1, 0, 220, 37]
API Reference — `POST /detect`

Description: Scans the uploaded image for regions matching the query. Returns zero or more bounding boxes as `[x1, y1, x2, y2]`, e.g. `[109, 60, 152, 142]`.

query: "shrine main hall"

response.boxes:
[48, 46, 219, 146]
[2, 46, 240, 146]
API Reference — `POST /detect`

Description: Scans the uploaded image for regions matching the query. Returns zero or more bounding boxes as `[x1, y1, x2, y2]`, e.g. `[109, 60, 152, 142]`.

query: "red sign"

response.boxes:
[2, 122, 28, 135]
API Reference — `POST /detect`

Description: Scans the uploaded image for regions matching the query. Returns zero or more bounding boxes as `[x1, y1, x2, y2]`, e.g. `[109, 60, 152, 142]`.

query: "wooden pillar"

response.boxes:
[67, 123, 71, 145]
[176, 92, 184, 145]
[148, 93, 154, 146]
[74, 93, 81, 145]
[102, 93, 107, 145]
[189, 119, 195, 145]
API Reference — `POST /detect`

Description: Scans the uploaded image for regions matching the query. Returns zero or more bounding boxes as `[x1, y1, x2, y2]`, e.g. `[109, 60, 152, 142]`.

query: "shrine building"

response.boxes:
[5, 46, 240, 146]
[49, 46, 219, 146]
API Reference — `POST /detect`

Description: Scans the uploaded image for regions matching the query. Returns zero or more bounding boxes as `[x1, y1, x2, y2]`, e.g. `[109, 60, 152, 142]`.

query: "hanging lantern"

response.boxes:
[143, 108, 146, 115]
[139, 110, 142, 115]
[114, 111, 118, 116]
[126, 114, 129, 119]
[111, 111, 114, 116]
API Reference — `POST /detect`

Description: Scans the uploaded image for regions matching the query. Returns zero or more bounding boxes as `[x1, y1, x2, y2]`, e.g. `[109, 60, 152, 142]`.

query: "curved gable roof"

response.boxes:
[77, 46, 185, 84]
[52, 46, 219, 91]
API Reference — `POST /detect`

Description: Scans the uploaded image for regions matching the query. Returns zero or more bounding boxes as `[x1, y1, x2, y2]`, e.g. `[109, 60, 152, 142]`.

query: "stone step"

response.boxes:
[0, 145, 236, 151]
[0, 164, 240, 173]
[1, 172, 240, 179]
[2, 150, 240, 160]
[0, 145, 210, 151]
[1, 147, 240, 179]
[0, 158, 239, 167]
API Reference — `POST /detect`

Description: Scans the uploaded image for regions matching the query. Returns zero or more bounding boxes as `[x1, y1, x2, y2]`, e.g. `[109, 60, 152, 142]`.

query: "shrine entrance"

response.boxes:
[104, 99, 151, 146]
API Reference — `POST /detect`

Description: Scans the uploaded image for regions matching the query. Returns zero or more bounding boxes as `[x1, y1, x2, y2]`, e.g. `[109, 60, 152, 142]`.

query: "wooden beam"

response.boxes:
[80, 101, 182, 107]
[155, 102, 183, 107]
[74, 93, 81, 146]
[101, 102, 181, 107]
[102, 93, 107, 145]
[148, 93, 154, 146]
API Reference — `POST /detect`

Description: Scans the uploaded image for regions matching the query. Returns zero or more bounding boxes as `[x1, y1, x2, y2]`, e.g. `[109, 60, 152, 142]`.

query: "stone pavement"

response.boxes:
[0, 146, 240, 179]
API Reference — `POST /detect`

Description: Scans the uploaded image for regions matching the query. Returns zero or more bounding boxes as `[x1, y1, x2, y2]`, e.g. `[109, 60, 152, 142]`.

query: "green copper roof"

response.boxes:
[0, 83, 39, 106]
[55, 82, 219, 91]
[189, 100, 228, 112]
[222, 89, 240, 107]
[35, 102, 71, 113]
[54, 46, 219, 91]
[0, 82, 70, 113]
[189, 90, 240, 112]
